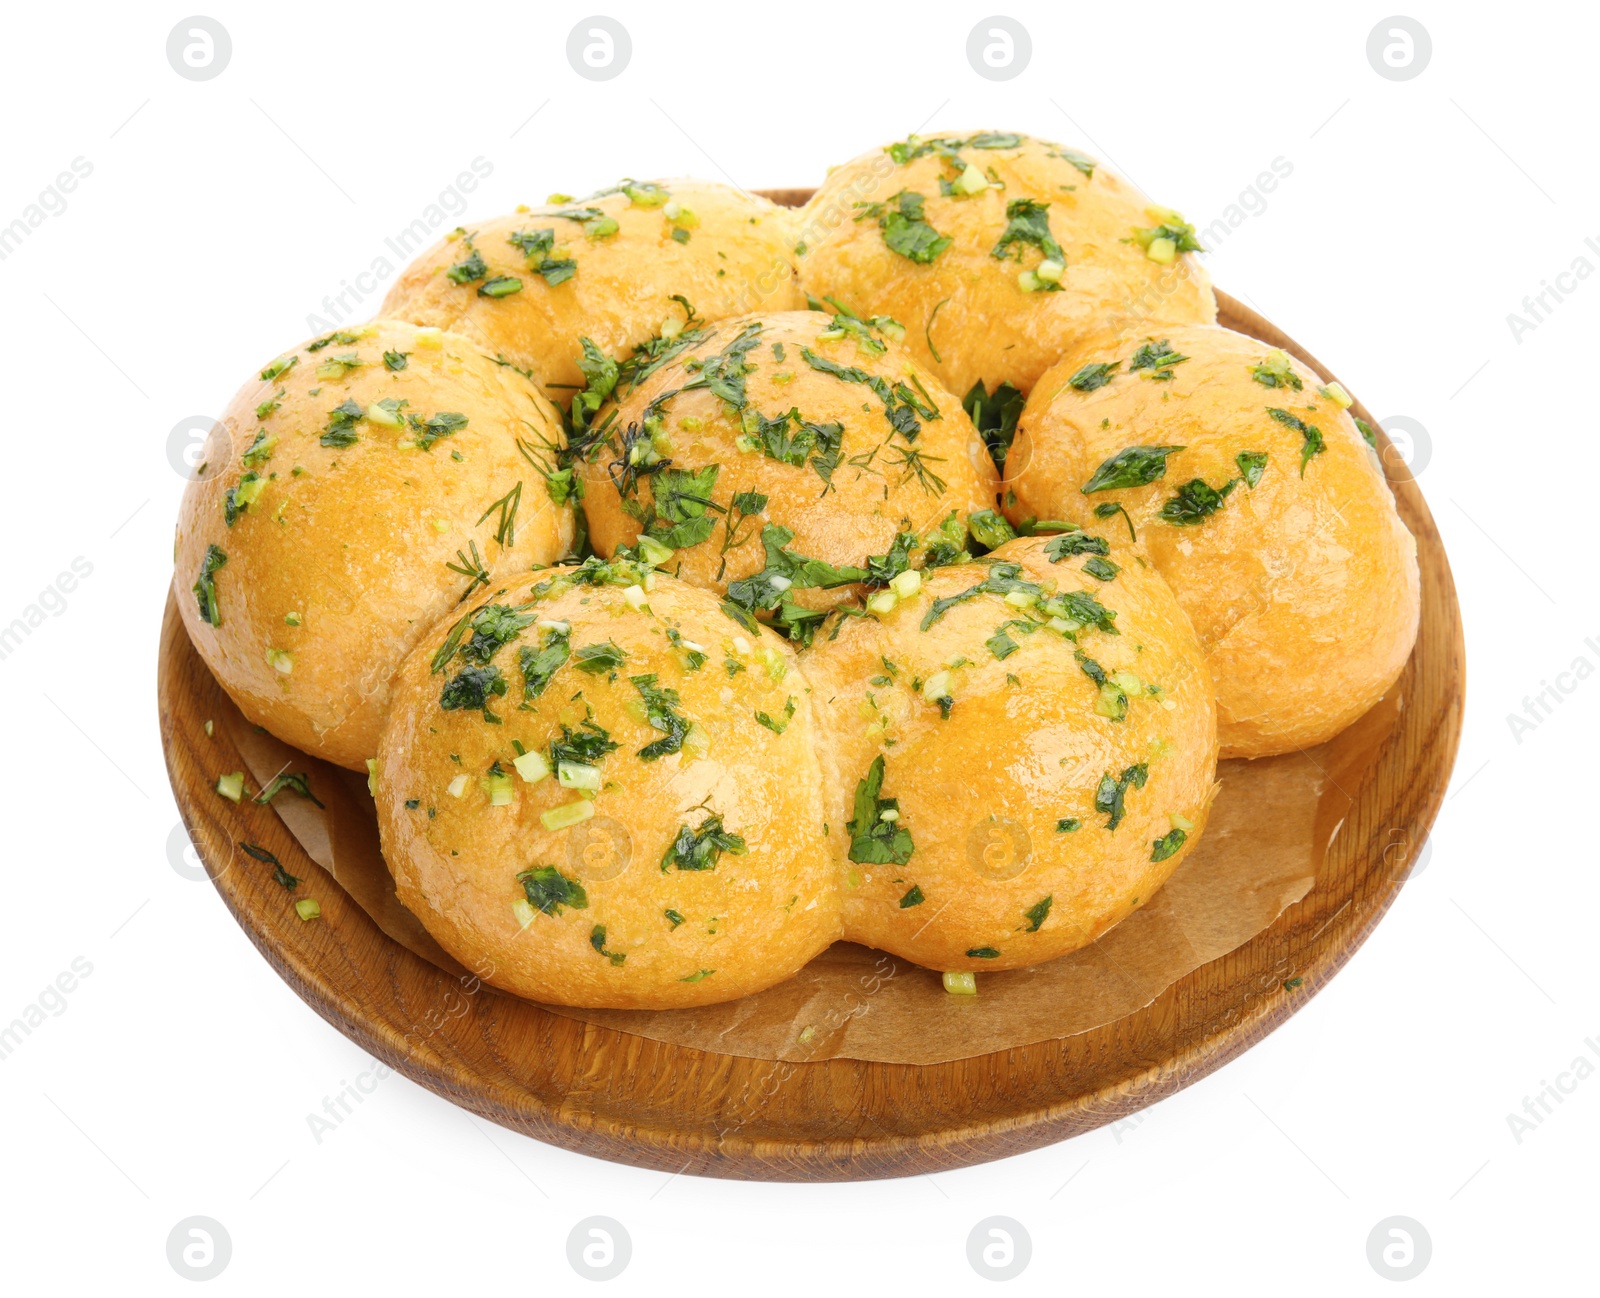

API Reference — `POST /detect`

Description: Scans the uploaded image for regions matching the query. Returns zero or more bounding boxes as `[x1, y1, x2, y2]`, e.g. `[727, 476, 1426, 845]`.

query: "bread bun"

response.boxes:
[373, 558, 841, 1009]
[381, 179, 803, 396]
[572, 309, 999, 640]
[805, 534, 1218, 972]
[1002, 324, 1420, 757]
[173, 320, 574, 769]
[795, 131, 1215, 400]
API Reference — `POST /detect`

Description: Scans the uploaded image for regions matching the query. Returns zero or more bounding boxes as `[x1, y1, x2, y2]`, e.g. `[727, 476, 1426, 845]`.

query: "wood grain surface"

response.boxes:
[157, 203, 1464, 1179]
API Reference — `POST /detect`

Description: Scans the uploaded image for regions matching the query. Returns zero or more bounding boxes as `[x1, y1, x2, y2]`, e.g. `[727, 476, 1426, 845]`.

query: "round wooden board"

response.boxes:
[158, 218, 1463, 1178]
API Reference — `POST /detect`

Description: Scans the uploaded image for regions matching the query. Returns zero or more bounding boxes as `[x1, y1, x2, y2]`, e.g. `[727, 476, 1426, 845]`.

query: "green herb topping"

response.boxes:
[847, 755, 914, 865]
[661, 813, 747, 871]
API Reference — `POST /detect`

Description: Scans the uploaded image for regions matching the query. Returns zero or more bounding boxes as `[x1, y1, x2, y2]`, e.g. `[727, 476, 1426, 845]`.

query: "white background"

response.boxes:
[1, 1, 1593, 1292]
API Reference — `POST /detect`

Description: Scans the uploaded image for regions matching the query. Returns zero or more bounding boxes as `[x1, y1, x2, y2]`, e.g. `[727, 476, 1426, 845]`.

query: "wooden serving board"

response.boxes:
[158, 240, 1463, 1178]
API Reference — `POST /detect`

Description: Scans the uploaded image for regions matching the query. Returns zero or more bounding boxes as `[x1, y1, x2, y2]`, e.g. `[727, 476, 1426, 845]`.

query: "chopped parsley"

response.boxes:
[1236, 451, 1268, 488]
[967, 508, 1017, 552]
[549, 717, 619, 770]
[253, 772, 323, 808]
[1024, 896, 1053, 932]
[192, 545, 227, 626]
[321, 400, 364, 448]
[478, 275, 522, 298]
[461, 604, 536, 663]
[240, 841, 299, 891]
[748, 408, 844, 485]
[920, 562, 1043, 631]
[855, 190, 951, 264]
[899, 885, 925, 908]
[1043, 531, 1110, 561]
[661, 813, 747, 871]
[847, 755, 914, 866]
[962, 378, 1025, 469]
[966, 947, 1000, 959]
[574, 641, 628, 676]
[1082, 556, 1120, 581]
[1159, 478, 1238, 525]
[1081, 444, 1185, 494]
[644, 464, 721, 549]
[1095, 763, 1148, 830]
[1049, 146, 1096, 178]
[630, 674, 692, 760]
[446, 246, 487, 285]
[519, 627, 570, 698]
[1056, 818, 1080, 833]
[725, 524, 868, 644]
[1068, 361, 1120, 392]
[383, 350, 409, 371]
[589, 925, 625, 965]
[517, 865, 588, 916]
[755, 697, 797, 735]
[992, 198, 1064, 264]
[1266, 407, 1326, 475]
[1128, 339, 1188, 380]
[1151, 828, 1187, 862]
[408, 410, 468, 451]
[1250, 351, 1302, 390]
[439, 664, 507, 722]
[507, 227, 578, 286]
[222, 472, 264, 526]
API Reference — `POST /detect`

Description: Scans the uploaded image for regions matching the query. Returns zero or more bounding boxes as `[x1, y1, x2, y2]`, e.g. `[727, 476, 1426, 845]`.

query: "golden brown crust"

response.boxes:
[574, 310, 999, 618]
[172, 319, 573, 770]
[374, 566, 841, 1009]
[805, 535, 1218, 971]
[1002, 324, 1420, 758]
[380, 180, 804, 395]
[795, 132, 1215, 398]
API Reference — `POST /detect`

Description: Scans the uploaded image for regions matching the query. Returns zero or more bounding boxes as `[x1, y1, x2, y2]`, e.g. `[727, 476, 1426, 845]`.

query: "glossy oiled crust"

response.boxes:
[796, 132, 1215, 398]
[375, 571, 841, 1009]
[173, 320, 573, 770]
[1003, 324, 1421, 758]
[806, 536, 1218, 972]
[381, 180, 803, 396]
[576, 310, 999, 609]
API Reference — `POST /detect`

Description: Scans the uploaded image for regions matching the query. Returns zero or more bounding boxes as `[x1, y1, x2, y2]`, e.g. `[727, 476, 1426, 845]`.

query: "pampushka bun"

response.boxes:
[1002, 324, 1420, 758]
[572, 309, 999, 638]
[804, 534, 1218, 972]
[381, 179, 803, 396]
[172, 138, 1420, 1008]
[373, 556, 841, 1009]
[795, 131, 1215, 401]
[172, 319, 574, 769]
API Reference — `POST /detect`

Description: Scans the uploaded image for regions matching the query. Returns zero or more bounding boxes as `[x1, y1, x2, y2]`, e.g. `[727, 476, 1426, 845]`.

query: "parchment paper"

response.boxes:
[227, 708, 1370, 1064]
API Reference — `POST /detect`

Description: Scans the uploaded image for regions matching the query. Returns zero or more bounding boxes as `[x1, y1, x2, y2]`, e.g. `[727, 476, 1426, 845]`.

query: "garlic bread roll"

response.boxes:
[381, 179, 803, 396]
[1003, 324, 1420, 758]
[806, 535, 1218, 972]
[173, 319, 573, 769]
[573, 309, 999, 642]
[374, 558, 841, 1009]
[796, 131, 1215, 402]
